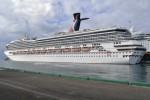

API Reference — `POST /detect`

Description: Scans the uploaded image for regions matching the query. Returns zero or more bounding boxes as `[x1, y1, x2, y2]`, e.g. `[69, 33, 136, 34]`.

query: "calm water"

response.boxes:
[0, 60, 150, 83]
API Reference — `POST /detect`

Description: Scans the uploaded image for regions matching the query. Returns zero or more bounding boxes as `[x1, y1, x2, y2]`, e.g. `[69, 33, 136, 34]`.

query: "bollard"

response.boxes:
[87, 77, 90, 80]
[128, 81, 130, 85]
[59, 74, 61, 77]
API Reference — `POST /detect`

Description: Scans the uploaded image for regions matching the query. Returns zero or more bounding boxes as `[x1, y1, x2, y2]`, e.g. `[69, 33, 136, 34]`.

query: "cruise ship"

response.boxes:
[4, 13, 146, 64]
[131, 32, 150, 63]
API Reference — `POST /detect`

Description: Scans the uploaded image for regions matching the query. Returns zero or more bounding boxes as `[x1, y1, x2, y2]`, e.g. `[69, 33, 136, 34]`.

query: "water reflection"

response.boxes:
[0, 61, 150, 83]
[129, 64, 150, 83]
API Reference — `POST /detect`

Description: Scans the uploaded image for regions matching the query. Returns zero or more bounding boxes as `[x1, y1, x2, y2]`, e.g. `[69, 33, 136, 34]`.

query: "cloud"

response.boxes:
[0, 0, 149, 36]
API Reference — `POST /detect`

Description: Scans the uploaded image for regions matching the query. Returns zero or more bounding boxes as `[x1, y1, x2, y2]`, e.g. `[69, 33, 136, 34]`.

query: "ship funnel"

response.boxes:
[69, 13, 89, 32]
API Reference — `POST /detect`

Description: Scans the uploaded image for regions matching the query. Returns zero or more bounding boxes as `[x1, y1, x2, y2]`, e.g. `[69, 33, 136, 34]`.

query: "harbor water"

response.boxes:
[0, 60, 150, 83]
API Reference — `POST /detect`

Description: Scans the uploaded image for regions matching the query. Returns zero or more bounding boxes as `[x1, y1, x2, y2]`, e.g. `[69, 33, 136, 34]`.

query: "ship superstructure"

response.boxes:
[5, 13, 146, 64]
[132, 33, 150, 52]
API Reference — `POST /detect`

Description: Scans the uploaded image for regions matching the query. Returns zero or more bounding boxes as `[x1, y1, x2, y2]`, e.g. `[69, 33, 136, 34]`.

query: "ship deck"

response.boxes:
[0, 70, 150, 100]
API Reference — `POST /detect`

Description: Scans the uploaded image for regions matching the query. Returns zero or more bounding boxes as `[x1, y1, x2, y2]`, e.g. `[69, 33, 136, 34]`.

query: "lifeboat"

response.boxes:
[22, 51, 26, 54]
[43, 50, 47, 52]
[40, 50, 47, 53]
[36, 50, 41, 53]
[55, 49, 62, 52]
[71, 47, 81, 52]
[31, 50, 36, 54]
[26, 51, 30, 54]
[19, 51, 23, 54]
[32, 50, 36, 52]
[47, 49, 52, 51]
[63, 48, 71, 52]
[82, 47, 91, 51]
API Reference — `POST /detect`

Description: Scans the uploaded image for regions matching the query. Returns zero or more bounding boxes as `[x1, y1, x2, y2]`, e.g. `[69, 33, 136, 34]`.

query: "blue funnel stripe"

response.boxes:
[74, 19, 81, 31]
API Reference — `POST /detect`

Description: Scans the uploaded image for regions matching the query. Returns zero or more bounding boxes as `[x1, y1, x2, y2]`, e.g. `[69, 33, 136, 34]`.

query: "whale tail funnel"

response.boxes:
[69, 13, 89, 32]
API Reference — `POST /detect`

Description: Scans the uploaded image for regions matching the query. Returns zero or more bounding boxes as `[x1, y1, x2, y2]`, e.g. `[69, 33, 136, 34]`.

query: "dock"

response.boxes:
[0, 70, 150, 100]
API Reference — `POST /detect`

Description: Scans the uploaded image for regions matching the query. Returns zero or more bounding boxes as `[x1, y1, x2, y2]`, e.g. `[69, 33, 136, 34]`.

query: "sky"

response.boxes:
[0, 0, 150, 59]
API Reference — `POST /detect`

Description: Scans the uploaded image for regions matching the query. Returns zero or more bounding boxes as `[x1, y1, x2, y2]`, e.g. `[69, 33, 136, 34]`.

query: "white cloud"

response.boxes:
[0, 0, 150, 41]
[12, 0, 54, 18]
[0, 16, 10, 32]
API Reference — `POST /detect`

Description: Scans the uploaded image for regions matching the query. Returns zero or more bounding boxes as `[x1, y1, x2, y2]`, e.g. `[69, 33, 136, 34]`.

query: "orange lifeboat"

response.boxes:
[82, 47, 91, 51]
[36, 50, 41, 54]
[47, 49, 52, 52]
[63, 48, 71, 52]
[71, 47, 81, 52]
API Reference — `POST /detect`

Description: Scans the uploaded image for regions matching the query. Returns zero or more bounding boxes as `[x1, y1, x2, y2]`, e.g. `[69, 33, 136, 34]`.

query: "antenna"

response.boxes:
[129, 26, 134, 33]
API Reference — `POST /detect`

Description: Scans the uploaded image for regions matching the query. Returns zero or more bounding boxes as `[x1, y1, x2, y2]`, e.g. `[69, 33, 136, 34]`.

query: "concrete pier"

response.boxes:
[0, 70, 150, 100]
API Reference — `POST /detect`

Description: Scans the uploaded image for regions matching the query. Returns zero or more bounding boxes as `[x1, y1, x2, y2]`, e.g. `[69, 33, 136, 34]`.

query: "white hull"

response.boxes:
[5, 51, 144, 64]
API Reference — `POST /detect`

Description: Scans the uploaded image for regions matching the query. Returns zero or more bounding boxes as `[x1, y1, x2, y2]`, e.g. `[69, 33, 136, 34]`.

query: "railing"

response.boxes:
[1, 67, 150, 87]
